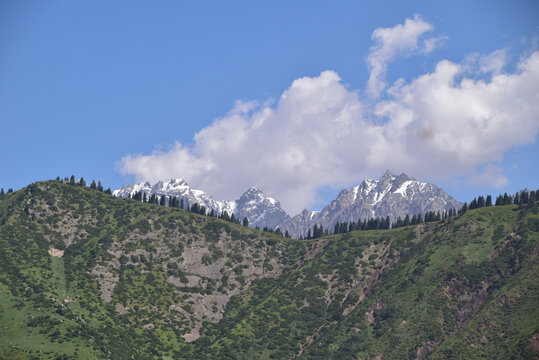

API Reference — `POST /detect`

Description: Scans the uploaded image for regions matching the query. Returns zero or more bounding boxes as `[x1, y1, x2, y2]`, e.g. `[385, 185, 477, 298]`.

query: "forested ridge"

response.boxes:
[0, 180, 538, 359]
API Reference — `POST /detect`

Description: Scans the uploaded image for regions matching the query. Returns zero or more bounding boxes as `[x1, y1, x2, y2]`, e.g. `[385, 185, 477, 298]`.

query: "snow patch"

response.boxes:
[352, 185, 360, 201]
[395, 180, 414, 196]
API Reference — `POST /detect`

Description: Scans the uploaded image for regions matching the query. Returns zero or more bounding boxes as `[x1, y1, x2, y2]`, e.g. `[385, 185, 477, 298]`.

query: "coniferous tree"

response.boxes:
[55, 176, 60, 181]
[7, 188, 13, 193]
[105, 188, 112, 195]
[143, 193, 147, 203]
[486, 195, 492, 206]
[477, 196, 485, 208]
[285, 230, 290, 238]
[313, 225, 319, 238]
[307, 228, 311, 239]
[210, 209, 215, 217]
[529, 190, 536, 208]
[221, 211, 230, 221]
[0, 188, 4, 197]
[404, 214, 410, 226]
[495, 195, 503, 206]
[79, 177, 86, 187]
[242, 217, 249, 227]
[180, 198, 184, 209]
[160, 195, 166, 206]
[70, 175, 76, 184]
[513, 192, 520, 205]
[90, 180, 97, 189]
[97, 181, 104, 192]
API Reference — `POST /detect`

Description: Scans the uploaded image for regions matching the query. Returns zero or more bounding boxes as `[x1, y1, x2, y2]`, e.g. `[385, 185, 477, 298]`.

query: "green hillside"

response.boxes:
[0, 180, 537, 359]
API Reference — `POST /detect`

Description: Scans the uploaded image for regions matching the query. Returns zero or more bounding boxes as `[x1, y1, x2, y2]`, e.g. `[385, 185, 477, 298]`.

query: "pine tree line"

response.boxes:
[53, 175, 112, 194]
[2, 178, 535, 241]
[127, 190, 259, 232]
[0, 188, 14, 197]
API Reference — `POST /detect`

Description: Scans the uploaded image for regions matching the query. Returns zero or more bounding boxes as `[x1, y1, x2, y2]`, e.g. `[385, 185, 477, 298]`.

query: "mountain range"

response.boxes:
[1, 180, 537, 359]
[114, 170, 461, 237]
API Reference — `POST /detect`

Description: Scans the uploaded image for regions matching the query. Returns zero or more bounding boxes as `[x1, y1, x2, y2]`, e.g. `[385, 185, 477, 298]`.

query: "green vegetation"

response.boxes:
[0, 180, 538, 359]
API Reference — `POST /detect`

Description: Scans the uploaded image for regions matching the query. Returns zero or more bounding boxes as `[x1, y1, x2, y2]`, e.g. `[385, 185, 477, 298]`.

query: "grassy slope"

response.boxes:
[0, 181, 538, 359]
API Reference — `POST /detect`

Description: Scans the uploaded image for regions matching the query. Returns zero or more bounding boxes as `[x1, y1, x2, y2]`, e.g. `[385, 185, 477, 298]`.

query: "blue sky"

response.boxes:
[1, 1, 538, 213]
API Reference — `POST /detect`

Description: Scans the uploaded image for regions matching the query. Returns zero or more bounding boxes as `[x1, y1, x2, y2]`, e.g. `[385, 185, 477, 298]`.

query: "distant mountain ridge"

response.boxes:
[283, 170, 461, 237]
[113, 178, 289, 229]
[113, 170, 461, 237]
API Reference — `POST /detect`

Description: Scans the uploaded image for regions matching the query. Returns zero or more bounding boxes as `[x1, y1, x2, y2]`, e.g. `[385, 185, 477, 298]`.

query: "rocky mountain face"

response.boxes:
[282, 170, 461, 237]
[113, 179, 289, 229]
[114, 171, 461, 237]
[234, 187, 290, 229]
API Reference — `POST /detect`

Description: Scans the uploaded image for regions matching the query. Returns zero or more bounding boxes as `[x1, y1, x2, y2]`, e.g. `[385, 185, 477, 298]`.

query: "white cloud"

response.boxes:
[366, 14, 444, 98]
[478, 48, 508, 74]
[118, 19, 539, 215]
[467, 164, 509, 189]
[464, 49, 508, 75]
[422, 35, 448, 53]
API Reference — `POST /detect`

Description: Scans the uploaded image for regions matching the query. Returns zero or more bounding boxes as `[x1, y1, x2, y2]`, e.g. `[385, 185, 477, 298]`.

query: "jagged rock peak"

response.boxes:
[241, 186, 264, 196]
[382, 169, 394, 178]
[282, 170, 461, 237]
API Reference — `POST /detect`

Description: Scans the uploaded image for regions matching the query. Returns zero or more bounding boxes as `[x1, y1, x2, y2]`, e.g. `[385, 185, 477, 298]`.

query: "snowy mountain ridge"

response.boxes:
[113, 178, 288, 229]
[282, 170, 461, 237]
[113, 170, 461, 237]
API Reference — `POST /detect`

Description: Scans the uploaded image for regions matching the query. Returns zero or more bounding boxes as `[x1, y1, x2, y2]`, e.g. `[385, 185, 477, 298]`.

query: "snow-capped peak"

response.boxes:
[113, 180, 289, 229]
[282, 170, 461, 237]
[114, 170, 461, 239]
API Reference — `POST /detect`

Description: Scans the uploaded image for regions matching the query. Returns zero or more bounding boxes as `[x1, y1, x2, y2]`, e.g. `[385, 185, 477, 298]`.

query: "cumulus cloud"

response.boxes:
[464, 48, 509, 75]
[478, 49, 508, 74]
[467, 164, 509, 189]
[366, 14, 444, 98]
[118, 19, 539, 215]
